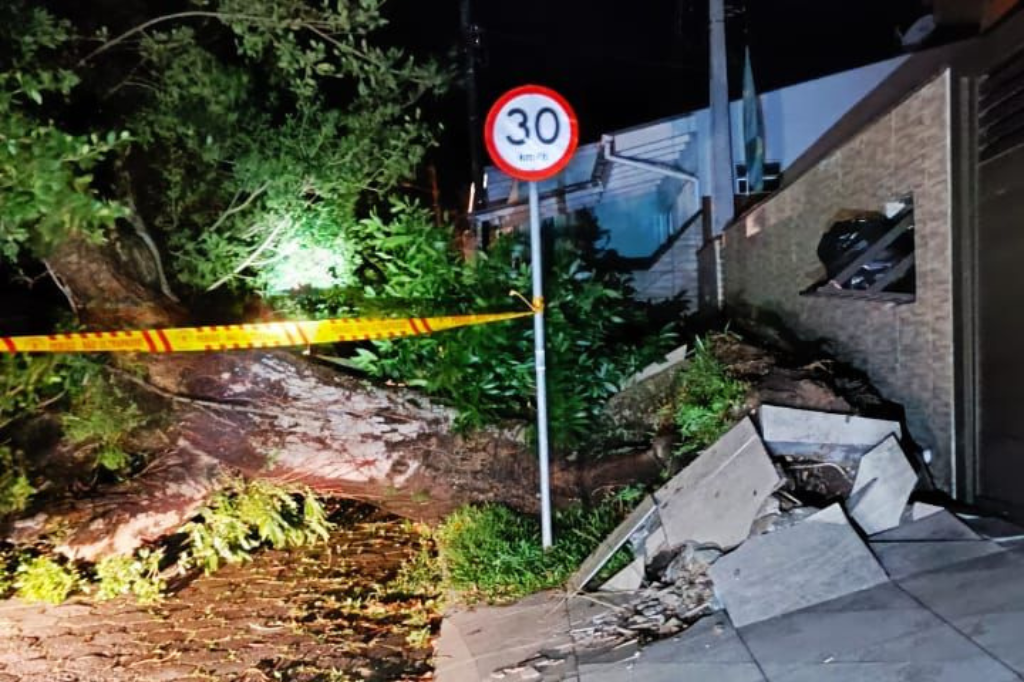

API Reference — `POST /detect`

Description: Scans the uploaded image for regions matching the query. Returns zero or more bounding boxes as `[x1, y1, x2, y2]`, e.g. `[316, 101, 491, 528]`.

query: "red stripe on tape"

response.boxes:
[141, 331, 158, 353]
[419, 317, 433, 333]
[155, 329, 173, 352]
[2, 337, 16, 352]
[408, 319, 421, 334]
[293, 324, 310, 345]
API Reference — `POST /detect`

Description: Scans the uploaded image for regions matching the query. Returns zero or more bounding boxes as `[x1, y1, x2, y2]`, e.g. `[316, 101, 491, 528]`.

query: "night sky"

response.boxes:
[385, 0, 928, 200]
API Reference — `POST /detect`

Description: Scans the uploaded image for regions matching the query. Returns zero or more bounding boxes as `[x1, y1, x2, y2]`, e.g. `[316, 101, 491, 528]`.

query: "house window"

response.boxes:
[803, 196, 916, 304]
[735, 162, 782, 195]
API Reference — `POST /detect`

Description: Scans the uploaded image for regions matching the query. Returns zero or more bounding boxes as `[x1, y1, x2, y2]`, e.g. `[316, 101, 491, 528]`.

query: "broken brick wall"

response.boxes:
[721, 71, 955, 490]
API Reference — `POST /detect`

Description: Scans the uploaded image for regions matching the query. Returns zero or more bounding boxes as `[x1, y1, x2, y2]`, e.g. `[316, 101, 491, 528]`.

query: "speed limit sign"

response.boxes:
[484, 85, 579, 181]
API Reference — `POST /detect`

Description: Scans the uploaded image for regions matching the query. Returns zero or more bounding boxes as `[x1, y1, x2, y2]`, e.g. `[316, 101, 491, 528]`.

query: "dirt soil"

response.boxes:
[0, 506, 439, 682]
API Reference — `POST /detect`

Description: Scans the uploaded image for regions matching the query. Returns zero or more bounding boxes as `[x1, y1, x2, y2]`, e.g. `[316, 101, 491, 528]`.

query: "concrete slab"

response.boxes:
[600, 557, 644, 592]
[708, 504, 889, 628]
[911, 502, 944, 520]
[433, 591, 573, 682]
[847, 436, 918, 536]
[898, 550, 1024, 674]
[759, 405, 901, 464]
[581, 620, 768, 682]
[740, 582, 1019, 682]
[621, 344, 688, 388]
[640, 615, 753, 664]
[872, 510, 981, 542]
[958, 514, 1024, 544]
[871, 540, 1005, 580]
[656, 418, 781, 550]
[566, 496, 656, 592]
[581, 661, 767, 682]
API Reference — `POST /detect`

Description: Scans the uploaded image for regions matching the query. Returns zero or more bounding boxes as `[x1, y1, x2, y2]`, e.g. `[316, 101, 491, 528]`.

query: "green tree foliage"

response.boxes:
[335, 201, 676, 448]
[0, 3, 127, 261]
[182, 479, 333, 574]
[63, 375, 146, 475]
[0, 355, 102, 515]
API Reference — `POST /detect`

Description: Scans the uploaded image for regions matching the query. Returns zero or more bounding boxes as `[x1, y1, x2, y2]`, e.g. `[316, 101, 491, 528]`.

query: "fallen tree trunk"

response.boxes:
[8, 235, 661, 561]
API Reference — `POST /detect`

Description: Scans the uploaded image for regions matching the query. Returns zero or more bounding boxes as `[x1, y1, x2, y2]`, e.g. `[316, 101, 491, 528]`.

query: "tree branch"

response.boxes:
[206, 210, 289, 293]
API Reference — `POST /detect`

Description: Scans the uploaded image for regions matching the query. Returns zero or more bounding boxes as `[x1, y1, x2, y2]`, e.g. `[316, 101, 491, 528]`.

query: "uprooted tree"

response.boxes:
[0, 0, 675, 562]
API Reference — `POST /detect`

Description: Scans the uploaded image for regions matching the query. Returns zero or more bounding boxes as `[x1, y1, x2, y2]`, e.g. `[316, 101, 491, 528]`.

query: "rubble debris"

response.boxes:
[708, 504, 889, 627]
[491, 540, 717, 681]
[566, 495, 657, 592]
[778, 455, 855, 501]
[600, 556, 645, 592]
[847, 435, 919, 535]
[759, 404, 901, 464]
[657, 418, 781, 550]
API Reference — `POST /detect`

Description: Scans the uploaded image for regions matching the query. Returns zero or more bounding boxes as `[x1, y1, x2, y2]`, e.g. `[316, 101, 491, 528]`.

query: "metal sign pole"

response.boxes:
[528, 180, 553, 549]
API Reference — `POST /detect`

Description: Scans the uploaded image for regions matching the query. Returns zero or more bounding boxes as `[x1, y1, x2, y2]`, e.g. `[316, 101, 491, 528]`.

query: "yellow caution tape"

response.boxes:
[0, 310, 535, 354]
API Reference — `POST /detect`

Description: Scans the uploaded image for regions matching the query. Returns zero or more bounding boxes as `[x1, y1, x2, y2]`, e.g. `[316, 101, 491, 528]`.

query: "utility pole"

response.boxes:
[709, 0, 734, 234]
[460, 0, 485, 208]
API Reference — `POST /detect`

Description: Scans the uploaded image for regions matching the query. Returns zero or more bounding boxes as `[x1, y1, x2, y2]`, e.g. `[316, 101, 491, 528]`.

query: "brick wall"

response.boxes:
[722, 71, 955, 489]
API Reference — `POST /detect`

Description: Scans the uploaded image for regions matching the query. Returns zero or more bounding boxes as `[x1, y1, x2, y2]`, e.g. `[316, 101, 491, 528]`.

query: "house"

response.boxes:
[716, 7, 1024, 520]
[471, 57, 904, 310]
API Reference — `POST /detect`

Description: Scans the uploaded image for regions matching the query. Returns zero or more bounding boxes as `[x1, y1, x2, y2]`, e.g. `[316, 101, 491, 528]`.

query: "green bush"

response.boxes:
[673, 337, 747, 454]
[94, 549, 165, 604]
[182, 480, 333, 574]
[14, 555, 83, 604]
[435, 501, 633, 602]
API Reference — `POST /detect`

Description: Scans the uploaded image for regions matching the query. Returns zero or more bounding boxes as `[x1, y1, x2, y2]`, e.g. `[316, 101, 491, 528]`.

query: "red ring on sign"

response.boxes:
[484, 84, 579, 182]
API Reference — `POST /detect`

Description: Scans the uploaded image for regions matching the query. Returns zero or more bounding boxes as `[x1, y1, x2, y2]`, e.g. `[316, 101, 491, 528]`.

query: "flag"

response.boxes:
[743, 46, 766, 193]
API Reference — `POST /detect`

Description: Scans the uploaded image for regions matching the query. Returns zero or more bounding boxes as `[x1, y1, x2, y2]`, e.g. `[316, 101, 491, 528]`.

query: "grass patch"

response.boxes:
[435, 499, 633, 603]
[673, 336, 747, 455]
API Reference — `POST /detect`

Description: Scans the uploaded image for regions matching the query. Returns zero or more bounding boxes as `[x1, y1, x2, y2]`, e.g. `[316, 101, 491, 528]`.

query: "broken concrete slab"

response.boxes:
[847, 436, 918, 536]
[957, 514, 1024, 544]
[872, 509, 981, 542]
[759, 405, 901, 464]
[622, 344, 688, 389]
[708, 504, 889, 628]
[657, 418, 781, 551]
[911, 502, 944, 520]
[434, 591, 574, 682]
[600, 556, 645, 592]
[871, 540, 1005, 580]
[566, 495, 657, 592]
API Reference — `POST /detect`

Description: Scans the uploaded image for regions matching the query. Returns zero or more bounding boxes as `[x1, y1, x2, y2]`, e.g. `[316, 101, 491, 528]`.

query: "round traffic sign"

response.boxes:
[484, 85, 579, 182]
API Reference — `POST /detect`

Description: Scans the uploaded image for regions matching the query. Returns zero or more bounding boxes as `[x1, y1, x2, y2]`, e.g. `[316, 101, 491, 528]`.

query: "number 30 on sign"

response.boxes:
[484, 85, 579, 182]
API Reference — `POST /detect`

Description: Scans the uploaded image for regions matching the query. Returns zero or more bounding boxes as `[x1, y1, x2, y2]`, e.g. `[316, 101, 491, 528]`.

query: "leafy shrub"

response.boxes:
[435, 500, 633, 602]
[673, 337, 747, 454]
[94, 549, 165, 604]
[182, 480, 332, 573]
[14, 555, 83, 604]
[63, 375, 145, 475]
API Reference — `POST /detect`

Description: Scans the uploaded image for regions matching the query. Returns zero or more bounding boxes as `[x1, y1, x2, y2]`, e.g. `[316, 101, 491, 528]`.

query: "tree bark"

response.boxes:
[10, 235, 661, 562]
